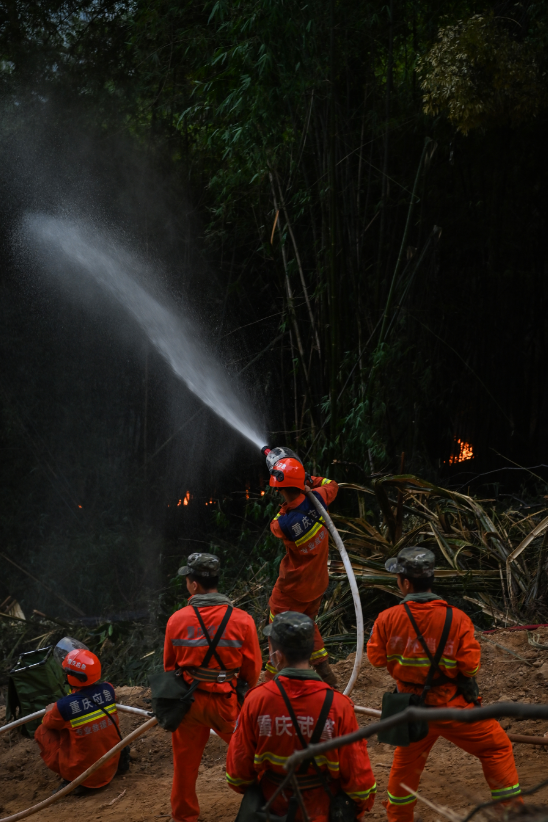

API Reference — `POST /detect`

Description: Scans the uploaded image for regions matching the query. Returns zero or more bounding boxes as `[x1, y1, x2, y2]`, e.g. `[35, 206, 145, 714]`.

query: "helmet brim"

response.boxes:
[178, 565, 191, 576]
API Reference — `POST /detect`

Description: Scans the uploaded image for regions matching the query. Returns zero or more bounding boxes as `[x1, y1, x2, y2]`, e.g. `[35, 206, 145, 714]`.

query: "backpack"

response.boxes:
[7, 646, 69, 738]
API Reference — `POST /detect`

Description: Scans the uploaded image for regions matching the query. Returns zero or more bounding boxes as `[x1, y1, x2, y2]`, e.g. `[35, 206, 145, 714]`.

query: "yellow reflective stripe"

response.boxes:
[388, 791, 416, 806]
[253, 752, 339, 772]
[387, 654, 457, 670]
[464, 665, 479, 676]
[491, 784, 520, 798]
[226, 772, 255, 787]
[295, 520, 324, 547]
[269, 611, 275, 622]
[70, 704, 116, 729]
[265, 662, 277, 675]
[274, 513, 281, 520]
[347, 782, 377, 800]
[321, 478, 332, 485]
[310, 647, 328, 661]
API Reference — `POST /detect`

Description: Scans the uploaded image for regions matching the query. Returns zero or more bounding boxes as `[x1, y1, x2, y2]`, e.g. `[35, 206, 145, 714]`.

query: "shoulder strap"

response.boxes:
[275, 678, 334, 776]
[192, 605, 233, 670]
[94, 702, 123, 742]
[403, 602, 453, 701]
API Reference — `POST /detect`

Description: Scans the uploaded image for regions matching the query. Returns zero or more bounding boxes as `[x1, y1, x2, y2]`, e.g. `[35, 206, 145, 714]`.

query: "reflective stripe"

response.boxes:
[254, 751, 340, 773]
[265, 661, 277, 675]
[491, 784, 521, 799]
[172, 638, 243, 647]
[387, 654, 457, 670]
[70, 704, 116, 729]
[321, 478, 332, 485]
[387, 791, 416, 806]
[295, 520, 324, 547]
[347, 782, 377, 800]
[274, 513, 281, 520]
[464, 665, 479, 676]
[269, 611, 275, 622]
[226, 772, 255, 787]
[310, 647, 328, 662]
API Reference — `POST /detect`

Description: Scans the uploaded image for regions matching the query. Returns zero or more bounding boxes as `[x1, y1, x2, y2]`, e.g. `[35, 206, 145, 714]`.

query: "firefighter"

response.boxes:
[267, 456, 339, 686]
[34, 648, 121, 791]
[165, 552, 262, 822]
[227, 611, 377, 821]
[367, 546, 522, 822]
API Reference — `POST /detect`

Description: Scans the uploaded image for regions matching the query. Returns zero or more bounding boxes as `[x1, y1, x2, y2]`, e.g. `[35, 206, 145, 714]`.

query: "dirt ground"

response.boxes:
[2, 627, 548, 821]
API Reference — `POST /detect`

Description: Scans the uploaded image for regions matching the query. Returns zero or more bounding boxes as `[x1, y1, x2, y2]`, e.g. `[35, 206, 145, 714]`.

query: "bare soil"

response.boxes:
[2, 628, 548, 821]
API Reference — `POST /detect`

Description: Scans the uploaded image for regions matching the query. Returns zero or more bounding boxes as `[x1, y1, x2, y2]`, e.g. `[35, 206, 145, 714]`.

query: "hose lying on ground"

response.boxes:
[306, 488, 364, 696]
[0, 703, 152, 736]
[0, 716, 158, 822]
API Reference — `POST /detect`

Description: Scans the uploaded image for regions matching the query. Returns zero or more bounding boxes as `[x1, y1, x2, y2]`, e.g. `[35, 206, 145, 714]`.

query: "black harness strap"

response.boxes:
[192, 605, 233, 671]
[94, 702, 123, 742]
[275, 679, 334, 775]
[403, 602, 453, 700]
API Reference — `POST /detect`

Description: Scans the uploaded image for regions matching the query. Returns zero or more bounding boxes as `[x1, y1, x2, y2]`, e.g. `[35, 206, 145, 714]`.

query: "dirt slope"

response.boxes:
[2, 628, 548, 821]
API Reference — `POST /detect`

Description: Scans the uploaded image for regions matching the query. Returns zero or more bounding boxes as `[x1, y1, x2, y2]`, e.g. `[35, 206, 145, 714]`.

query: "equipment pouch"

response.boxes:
[148, 669, 197, 732]
[377, 690, 427, 747]
[329, 791, 359, 822]
[234, 782, 287, 822]
[455, 672, 480, 705]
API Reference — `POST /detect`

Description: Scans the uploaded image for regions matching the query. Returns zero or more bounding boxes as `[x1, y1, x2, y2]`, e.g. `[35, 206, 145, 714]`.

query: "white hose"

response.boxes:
[306, 489, 364, 696]
[1, 702, 221, 738]
[1, 703, 151, 735]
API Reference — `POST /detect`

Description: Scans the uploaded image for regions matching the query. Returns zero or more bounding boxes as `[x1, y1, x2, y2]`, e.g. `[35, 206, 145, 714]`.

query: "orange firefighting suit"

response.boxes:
[367, 597, 521, 821]
[164, 596, 262, 822]
[267, 476, 338, 676]
[226, 671, 377, 821]
[34, 680, 120, 788]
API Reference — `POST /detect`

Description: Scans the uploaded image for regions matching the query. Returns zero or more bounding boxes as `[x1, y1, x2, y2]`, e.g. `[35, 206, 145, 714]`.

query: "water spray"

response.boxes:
[22, 215, 265, 450]
[263, 446, 364, 696]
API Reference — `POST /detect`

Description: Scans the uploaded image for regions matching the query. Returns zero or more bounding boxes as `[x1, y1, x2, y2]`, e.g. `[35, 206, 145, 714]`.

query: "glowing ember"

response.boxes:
[449, 439, 474, 464]
[261, 491, 265, 496]
[183, 492, 190, 506]
[78, 505, 82, 509]
[245, 488, 250, 500]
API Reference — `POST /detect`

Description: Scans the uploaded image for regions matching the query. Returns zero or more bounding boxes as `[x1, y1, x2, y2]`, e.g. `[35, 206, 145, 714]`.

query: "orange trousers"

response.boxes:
[266, 588, 328, 679]
[386, 718, 522, 822]
[171, 688, 236, 822]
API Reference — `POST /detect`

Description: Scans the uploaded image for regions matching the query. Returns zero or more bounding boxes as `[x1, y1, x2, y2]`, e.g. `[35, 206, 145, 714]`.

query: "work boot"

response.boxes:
[313, 660, 339, 688]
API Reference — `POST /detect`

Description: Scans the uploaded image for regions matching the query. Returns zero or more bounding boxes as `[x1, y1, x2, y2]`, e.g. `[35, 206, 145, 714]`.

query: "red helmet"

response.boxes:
[62, 648, 101, 687]
[269, 458, 306, 490]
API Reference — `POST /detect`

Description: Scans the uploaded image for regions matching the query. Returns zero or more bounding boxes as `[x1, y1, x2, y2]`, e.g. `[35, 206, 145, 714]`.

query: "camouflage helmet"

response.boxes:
[385, 546, 436, 578]
[178, 553, 220, 578]
[263, 611, 314, 651]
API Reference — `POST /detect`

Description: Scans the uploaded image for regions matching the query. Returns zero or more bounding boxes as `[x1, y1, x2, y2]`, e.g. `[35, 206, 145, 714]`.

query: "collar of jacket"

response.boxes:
[400, 592, 445, 604]
[279, 492, 307, 514]
[189, 593, 233, 607]
[275, 667, 323, 681]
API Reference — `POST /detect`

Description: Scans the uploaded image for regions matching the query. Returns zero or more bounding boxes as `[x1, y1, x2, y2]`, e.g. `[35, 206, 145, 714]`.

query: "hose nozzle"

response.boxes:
[261, 446, 272, 457]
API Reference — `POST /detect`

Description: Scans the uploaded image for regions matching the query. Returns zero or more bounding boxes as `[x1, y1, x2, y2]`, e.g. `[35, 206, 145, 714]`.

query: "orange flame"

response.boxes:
[183, 492, 190, 506]
[449, 439, 474, 464]
[78, 505, 83, 509]
[245, 488, 250, 500]
[261, 490, 265, 496]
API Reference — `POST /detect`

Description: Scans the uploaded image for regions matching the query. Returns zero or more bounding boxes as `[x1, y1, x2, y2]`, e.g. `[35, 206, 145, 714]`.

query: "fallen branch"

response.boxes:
[286, 702, 548, 769]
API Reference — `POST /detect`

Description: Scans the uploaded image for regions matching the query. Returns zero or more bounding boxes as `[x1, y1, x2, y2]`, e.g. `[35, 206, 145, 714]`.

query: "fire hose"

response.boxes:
[1, 701, 546, 820]
[0, 713, 158, 822]
[305, 489, 364, 696]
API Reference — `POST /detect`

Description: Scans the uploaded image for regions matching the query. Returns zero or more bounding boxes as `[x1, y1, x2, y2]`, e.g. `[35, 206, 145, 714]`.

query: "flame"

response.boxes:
[449, 439, 474, 464]
[245, 488, 250, 500]
[261, 491, 265, 496]
[78, 505, 82, 509]
[177, 499, 182, 507]
[183, 492, 190, 506]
